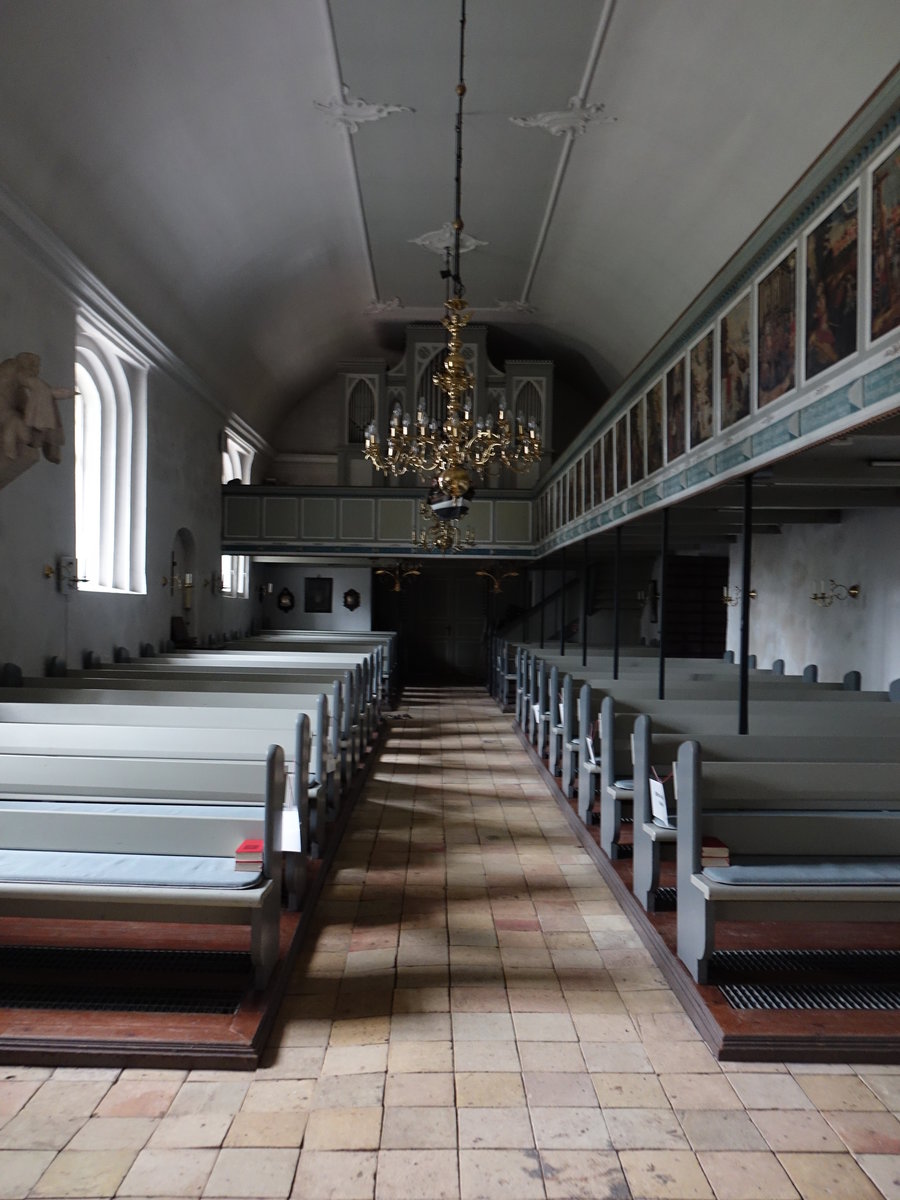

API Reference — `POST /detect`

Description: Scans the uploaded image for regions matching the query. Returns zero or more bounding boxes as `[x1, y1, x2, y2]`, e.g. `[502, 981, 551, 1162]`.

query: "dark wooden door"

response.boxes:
[374, 564, 487, 685]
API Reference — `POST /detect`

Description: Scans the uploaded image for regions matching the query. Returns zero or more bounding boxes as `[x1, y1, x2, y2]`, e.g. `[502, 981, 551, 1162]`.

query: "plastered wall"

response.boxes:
[0, 225, 254, 676]
[725, 508, 900, 691]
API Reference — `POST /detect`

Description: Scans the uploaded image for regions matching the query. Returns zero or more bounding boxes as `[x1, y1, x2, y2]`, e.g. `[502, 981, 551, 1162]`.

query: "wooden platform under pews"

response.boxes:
[520, 725, 900, 1064]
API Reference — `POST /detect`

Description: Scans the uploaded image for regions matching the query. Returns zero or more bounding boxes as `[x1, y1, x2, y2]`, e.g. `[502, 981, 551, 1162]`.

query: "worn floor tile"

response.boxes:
[291, 1149, 377, 1200]
[778, 1151, 887, 1200]
[619, 1148, 715, 1199]
[458, 1148, 546, 1200]
[704, 1151, 800, 1200]
[375, 1148, 459, 1199]
[202, 1146, 298, 1197]
[0, 1149, 55, 1200]
[118, 1146, 218, 1197]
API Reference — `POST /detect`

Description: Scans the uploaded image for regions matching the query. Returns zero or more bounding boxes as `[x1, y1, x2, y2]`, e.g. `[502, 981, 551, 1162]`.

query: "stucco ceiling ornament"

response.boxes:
[409, 223, 487, 256]
[495, 300, 537, 315]
[364, 297, 402, 316]
[314, 85, 413, 134]
[510, 96, 616, 137]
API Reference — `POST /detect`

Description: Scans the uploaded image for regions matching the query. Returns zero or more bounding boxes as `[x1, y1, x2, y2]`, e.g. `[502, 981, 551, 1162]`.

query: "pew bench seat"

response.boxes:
[0, 747, 288, 988]
[675, 744, 900, 982]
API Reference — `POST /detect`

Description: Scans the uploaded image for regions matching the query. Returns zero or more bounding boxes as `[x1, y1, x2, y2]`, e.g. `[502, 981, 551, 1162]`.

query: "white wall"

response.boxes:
[254, 565, 372, 632]
[0, 225, 254, 676]
[725, 509, 900, 690]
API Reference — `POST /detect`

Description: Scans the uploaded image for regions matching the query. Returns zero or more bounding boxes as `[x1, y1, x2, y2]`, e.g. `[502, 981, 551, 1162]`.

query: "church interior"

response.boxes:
[1, 3, 900, 1198]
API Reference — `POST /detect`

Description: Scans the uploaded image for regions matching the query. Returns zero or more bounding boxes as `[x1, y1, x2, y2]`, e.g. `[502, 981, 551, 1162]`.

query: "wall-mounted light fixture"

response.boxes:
[376, 561, 422, 592]
[162, 571, 193, 609]
[811, 579, 860, 607]
[723, 586, 757, 606]
[44, 557, 87, 592]
[475, 567, 518, 594]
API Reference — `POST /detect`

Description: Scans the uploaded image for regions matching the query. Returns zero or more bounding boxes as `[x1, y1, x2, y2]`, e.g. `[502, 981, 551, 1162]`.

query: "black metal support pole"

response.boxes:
[539, 563, 545, 649]
[581, 539, 589, 667]
[658, 508, 669, 701]
[612, 525, 622, 680]
[739, 472, 754, 735]
[559, 546, 566, 656]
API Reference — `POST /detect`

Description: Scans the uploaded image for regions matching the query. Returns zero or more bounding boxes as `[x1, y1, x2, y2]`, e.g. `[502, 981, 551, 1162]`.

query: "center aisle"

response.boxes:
[275, 687, 893, 1200]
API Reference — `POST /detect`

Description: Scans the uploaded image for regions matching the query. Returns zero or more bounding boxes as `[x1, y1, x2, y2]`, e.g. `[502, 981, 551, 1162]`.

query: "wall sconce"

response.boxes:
[204, 572, 223, 595]
[44, 556, 87, 592]
[376, 561, 421, 592]
[723, 586, 757, 606]
[162, 572, 193, 609]
[257, 582, 274, 603]
[811, 579, 860, 607]
[475, 568, 519, 594]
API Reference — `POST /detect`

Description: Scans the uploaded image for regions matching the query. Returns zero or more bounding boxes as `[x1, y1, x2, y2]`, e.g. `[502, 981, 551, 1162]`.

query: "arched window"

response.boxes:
[74, 318, 147, 592]
[221, 428, 254, 597]
[347, 377, 376, 445]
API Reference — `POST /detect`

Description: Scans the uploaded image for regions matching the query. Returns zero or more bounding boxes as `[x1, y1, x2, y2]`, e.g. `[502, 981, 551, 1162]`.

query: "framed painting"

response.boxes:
[758, 249, 796, 405]
[689, 330, 714, 447]
[304, 575, 332, 613]
[871, 148, 900, 341]
[603, 428, 614, 500]
[629, 397, 645, 484]
[806, 190, 858, 378]
[720, 294, 751, 429]
[666, 359, 685, 462]
[615, 416, 628, 493]
[646, 381, 663, 475]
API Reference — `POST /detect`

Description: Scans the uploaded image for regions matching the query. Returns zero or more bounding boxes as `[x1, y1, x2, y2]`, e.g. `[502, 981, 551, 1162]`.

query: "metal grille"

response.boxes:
[713, 948, 900, 1011]
[0, 946, 250, 1013]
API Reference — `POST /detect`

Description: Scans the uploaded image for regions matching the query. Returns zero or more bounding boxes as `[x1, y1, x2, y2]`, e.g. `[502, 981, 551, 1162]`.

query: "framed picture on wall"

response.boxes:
[806, 190, 858, 378]
[629, 397, 645, 484]
[720, 293, 751, 429]
[871, 147, 900, 341]
[689, 330, 714, 447]
[666, 358, 686, 462]
[646, 382, 663, 475]
[304, 576, 333, 613]
[758, 249, 796, 405]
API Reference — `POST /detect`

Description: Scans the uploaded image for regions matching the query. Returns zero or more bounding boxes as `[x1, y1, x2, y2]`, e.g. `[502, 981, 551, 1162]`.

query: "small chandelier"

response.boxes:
[413, 501, 475, 554]
[363, 0, 542, 501]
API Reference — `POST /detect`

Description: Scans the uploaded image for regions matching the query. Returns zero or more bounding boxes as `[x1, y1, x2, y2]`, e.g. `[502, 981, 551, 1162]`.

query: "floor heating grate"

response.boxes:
[712, 949, 900, 1011]
[0, 946, 251, 1013]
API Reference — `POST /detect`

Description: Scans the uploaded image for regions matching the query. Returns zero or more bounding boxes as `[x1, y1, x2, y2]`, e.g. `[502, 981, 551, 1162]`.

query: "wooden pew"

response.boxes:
[0, 716, 312, 907]
[593, 693, 900, 858]
[674, 746, 900, 983]
[0, 744, 288, 989]
[630, 715, 900, 911]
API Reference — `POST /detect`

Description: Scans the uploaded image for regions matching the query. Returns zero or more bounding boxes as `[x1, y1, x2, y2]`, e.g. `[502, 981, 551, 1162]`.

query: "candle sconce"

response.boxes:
[475, 568, 519, 594]
[722, 586, 757, 607]
[811, 580, 860, 607]
[376, 561, 422, 592]
[162, 571, 194, 609]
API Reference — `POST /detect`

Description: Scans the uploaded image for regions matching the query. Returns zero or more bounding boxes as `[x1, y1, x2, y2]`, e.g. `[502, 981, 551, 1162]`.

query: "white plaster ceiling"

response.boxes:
[0, 0, 897, 442]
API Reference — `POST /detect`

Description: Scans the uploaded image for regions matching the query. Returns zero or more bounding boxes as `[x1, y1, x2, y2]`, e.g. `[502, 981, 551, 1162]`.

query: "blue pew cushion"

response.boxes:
[703, 859, 900, 887]
[0, 849, 263, 889]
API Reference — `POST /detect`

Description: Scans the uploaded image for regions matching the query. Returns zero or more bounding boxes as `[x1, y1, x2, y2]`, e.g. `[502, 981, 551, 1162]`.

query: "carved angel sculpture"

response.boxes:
[0, 352, 73, 464]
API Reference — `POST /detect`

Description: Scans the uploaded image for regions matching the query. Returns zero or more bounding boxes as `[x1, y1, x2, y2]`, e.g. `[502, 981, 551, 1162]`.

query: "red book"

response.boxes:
[235, 838, 264, 859]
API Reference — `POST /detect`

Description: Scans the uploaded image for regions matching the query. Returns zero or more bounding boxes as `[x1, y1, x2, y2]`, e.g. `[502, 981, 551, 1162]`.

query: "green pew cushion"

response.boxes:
[703, 859, 900, 886]
[0, 849, 263, 889]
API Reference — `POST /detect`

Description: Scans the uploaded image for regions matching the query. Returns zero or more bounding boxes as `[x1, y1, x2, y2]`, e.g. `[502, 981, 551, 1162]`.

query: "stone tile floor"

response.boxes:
[1, 686, 900, 1199]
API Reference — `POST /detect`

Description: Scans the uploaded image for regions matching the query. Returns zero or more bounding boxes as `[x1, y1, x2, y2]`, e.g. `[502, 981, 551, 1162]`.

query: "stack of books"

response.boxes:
[701, 836, 730, 867]
[234, 838, 264, 871]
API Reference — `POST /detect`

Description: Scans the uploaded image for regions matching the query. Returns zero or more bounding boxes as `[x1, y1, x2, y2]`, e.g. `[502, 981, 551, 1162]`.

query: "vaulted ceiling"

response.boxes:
[0, 1, 897, 445]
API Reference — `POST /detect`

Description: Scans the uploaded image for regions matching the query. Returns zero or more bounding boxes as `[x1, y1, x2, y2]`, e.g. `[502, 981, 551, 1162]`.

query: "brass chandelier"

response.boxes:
[363, 0, 543, 501]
